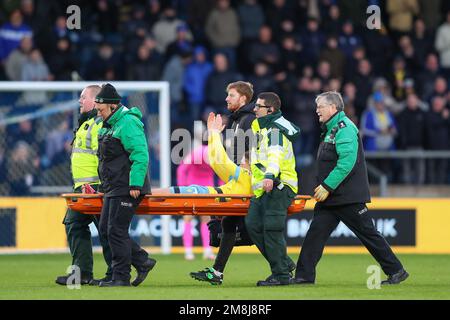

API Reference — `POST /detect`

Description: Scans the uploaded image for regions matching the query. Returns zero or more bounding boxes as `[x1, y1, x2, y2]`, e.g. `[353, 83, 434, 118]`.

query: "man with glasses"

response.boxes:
[291, 91, 409, 285]
[245, 92, 300, 286]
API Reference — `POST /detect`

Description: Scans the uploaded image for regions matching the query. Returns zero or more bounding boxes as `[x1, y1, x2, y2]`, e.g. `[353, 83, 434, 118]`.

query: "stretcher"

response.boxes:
[61, 193, 311, 216]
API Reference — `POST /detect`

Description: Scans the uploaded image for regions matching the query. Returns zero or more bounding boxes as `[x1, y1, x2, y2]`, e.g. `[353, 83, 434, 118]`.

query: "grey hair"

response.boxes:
[315, 91, 345, 111]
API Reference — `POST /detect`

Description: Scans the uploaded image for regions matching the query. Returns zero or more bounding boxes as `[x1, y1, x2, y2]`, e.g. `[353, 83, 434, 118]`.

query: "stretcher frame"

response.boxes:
[61, 193, 311, 216]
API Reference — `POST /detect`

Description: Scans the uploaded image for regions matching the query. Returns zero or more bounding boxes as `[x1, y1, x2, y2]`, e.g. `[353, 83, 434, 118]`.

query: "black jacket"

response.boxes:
[425, 110, 450, 150]
[317, 112, 371, 206]
[398, 108, 426, 149]
[227, 103, 256, 165]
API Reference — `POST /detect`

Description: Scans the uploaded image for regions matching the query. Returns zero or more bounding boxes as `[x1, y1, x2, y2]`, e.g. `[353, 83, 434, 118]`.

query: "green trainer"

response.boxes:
[190, 267, 223, 285]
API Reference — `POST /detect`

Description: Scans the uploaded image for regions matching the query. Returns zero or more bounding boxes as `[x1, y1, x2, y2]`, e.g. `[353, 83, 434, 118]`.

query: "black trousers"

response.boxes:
[296, 203, 403, 282]
[64, 209, 112, 278]
[63, 185, 112, 279]
[99, 196, 149, 281]
[212, 216, 243, 272]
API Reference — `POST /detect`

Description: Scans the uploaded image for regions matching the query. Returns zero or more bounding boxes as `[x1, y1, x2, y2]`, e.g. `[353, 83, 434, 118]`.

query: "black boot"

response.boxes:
[381, 269, 409, 285]
[89, 276, 113, 286]
[131, 258, 157, 287]
[98, 279, 131, 287]
[55, 274, 93, 286]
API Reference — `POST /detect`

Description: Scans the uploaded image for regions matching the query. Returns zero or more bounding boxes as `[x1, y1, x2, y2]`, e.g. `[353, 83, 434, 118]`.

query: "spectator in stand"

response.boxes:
[44, 119, 71, 168]
[290, 76, 319, 167]
[205, 0, 241, 69]
[398, 35, 421, 75]
[0, 9, 33, 61]
[236, 0, 265, 73]
[316, 60, 331, 84]
[368, 78, 403, 115]
[49, 136, 72, 190]
[435, 11, 450, 77]
[418, 0, 442, 31]
[387, 0, 419, 40]
[338, 0, 367, 26]
[6, 141, 39, 196]
[122, 5, 151, 63]
[397, 93, 427, 184]
[342, 82, 359, 126]
[162, 50, 193, 129]
[411, 18, 434, 66]
[186, 0, 215, 44]
[152, 6, 193, 54]
[325, 78, 343, 93]
[342, 82, 358, 120]
[48, 37, 77, 81]
[128, 42, 162, 81]
[338, 20, 362, 59]
[352, 59, 374, 118]
[344, 46, 366, 82]
[247, 62, 276, 95]
[425, 96, 450, 184]
[360, 92, 397, 152]
[20, 0, 38, 31]
[363, 23, 394, 76]
[237, 0, 265, 42]
[165, 23, 193, 64]
[85, 42, 121, 81]
[265, 0, 297, 39]
[395, 78, 429, 113]
[299, 17, 325, 67]
[21, 48, 52, 81]
[144, 0, 162, 30]
[322, 5, 342, 35]
[204, 53, 242, 114]
[52, 16, 79, 45]
[416, 53, 442, 101]
[319, 35, 346, 80]
[391, 56, 412, 102]
[5, 36, 33, 81]
[278, 34, 302, 75]
[428, 76, 448, 103]
[247, 25, 280, 70]
[183, 46, 214, 124]
[360, 92, 397, 180]
[93, 0, 119, 40]
[7, 119, 36, 148]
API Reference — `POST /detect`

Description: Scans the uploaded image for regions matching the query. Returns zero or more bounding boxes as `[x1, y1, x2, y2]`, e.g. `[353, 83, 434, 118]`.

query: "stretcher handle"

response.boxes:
[61, 193, 311, 200]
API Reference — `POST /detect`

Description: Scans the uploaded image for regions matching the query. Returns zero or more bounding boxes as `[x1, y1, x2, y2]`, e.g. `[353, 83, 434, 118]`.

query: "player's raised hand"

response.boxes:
[207, 112, 216, 130]
[215, 114, 226, 133]
[207, 112, 225, 133]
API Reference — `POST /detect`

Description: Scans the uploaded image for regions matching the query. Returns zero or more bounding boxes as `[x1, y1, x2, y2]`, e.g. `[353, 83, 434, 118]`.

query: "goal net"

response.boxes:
[0, 81, 173, 253]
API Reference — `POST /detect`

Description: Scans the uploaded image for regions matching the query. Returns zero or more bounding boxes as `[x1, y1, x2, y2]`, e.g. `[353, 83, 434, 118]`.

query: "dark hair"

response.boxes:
[257, 92, 281, 111]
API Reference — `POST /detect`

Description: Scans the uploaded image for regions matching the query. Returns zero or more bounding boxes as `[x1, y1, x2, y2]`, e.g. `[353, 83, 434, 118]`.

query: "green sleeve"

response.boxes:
[119, 117, 149, 188]
[323, 127, 358, 191]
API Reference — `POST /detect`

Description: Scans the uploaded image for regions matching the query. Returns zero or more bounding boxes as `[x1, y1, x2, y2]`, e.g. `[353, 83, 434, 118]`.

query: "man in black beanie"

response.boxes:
[95, 83, 156, 287]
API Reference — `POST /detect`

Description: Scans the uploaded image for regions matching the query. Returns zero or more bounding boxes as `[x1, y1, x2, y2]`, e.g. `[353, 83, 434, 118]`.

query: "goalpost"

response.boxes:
[0, 81, 173, 254]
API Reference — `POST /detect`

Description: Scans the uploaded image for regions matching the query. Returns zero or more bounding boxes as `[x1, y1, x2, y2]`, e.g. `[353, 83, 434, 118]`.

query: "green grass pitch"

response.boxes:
[0, 253, 449, 300]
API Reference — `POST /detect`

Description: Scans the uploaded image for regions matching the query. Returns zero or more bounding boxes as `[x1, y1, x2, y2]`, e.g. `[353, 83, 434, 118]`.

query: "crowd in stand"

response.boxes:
[1, 0, 450, 195]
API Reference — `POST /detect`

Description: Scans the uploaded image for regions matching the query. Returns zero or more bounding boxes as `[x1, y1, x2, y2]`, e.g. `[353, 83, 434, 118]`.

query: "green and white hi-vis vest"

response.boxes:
[250, 111, 300, 198]
[71, 116, 102, 189]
